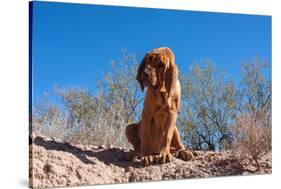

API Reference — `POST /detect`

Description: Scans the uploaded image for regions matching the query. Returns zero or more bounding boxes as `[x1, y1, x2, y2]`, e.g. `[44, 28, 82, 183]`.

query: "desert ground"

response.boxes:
[29, 133, 271, 189]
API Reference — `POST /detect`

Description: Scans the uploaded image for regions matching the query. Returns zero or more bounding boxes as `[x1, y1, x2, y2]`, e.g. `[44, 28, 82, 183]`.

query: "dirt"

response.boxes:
[29, 133, 272, 189]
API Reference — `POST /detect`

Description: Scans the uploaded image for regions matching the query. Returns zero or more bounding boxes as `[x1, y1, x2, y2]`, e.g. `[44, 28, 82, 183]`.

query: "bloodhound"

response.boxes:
[125, 47, 194, 165]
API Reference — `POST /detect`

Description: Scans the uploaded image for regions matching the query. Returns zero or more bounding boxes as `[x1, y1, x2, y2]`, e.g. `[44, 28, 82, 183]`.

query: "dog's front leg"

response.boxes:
[157, 111, 177, 164]
[139, 113, 155, 166]
[139, 118, 150, 155]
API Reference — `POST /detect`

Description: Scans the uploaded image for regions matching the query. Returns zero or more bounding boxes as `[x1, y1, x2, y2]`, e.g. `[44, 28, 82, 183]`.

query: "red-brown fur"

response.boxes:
[125, 47, 194, 165]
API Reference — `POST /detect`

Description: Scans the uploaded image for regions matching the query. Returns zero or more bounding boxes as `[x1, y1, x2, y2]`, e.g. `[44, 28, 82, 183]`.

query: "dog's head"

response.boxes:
[136, 47, 178, 97]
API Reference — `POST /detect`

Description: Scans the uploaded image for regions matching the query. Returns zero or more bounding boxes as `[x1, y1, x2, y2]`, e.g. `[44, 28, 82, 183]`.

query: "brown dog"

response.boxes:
[125, 47, 194, 165]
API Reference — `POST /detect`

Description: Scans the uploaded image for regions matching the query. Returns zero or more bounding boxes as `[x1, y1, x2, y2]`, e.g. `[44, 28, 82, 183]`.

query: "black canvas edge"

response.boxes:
[29, 1, 33, 188]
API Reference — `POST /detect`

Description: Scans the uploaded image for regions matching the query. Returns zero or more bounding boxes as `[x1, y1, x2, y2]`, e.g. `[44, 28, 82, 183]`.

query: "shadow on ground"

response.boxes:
[33, 136, 142, 168]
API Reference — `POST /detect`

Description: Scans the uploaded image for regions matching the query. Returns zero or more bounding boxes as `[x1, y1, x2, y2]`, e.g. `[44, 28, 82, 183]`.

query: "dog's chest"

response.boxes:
[150, 105, 170, 134]
[145, 90, 172, 108]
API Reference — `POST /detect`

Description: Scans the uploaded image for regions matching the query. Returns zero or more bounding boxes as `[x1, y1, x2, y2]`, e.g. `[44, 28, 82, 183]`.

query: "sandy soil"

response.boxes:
[29, 134, 272, 189]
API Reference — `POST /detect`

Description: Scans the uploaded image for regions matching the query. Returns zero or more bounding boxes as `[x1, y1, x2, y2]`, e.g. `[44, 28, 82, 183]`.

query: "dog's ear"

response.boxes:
[164, 54, 178, 98]
[158, 55, 169, 93]
[136, 55, 147, 91]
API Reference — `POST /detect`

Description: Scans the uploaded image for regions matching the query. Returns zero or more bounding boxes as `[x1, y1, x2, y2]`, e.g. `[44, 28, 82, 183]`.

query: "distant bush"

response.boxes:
[179, 60, 235, 151]
[231, 58, 271, 170]
[32, 51, 144, 148]
[232, 114, 271, 170]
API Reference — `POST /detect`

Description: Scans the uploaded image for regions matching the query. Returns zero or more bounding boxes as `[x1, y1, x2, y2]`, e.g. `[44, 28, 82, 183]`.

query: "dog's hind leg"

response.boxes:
[125, 123, 141, 160]
[170, 126, 194, 161]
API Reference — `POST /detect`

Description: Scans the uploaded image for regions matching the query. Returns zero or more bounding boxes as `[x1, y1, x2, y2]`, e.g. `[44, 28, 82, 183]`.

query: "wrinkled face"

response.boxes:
[137, 47, 177, 95]
[140, 53, 166, 89]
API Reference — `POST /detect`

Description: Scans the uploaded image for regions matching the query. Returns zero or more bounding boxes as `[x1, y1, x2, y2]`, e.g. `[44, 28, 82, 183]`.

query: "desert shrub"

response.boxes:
[232, 114, 271, 170]
[231, 58, 271, 169]
[179, 60, 235, 151]
[33, 87, 138, 148]
[179, 58, 271, 152]
[32, 94, 70, 141]
[32, 52, 144, 147]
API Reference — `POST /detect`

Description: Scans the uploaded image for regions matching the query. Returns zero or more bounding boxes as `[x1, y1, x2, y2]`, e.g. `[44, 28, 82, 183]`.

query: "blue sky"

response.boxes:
[31, 1, 271, 104]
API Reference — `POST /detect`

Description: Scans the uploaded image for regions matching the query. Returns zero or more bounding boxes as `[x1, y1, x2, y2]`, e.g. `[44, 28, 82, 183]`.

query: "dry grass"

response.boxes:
[232, 114, 271, 171]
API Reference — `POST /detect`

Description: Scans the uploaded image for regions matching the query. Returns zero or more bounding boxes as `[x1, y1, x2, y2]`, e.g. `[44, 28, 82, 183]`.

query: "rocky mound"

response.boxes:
[29, 134, 271, 189]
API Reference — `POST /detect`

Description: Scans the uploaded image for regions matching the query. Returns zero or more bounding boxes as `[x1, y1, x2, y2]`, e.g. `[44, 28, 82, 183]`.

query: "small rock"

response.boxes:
[175, 167, 183, 175]
[263, 161, 272, 169]
[243, 171, 250, 175]
[43, 163, 54, 174]
[125, 166, 134, 172]
[31, 131, 37, 141]
[129, 172, 139, 182]
[90, 145, 98, 150]
[98, 145, 106, 149]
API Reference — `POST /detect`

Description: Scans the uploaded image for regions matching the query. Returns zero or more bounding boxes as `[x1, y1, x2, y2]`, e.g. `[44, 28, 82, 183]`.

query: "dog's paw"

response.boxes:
[177, 149, 194, 161]
[155, 149, 173, 164]
[141, 155, 155, 166]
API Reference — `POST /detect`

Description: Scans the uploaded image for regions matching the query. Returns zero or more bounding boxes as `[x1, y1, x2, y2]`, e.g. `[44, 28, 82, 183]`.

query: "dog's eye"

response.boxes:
[158, 61, 164, 68]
